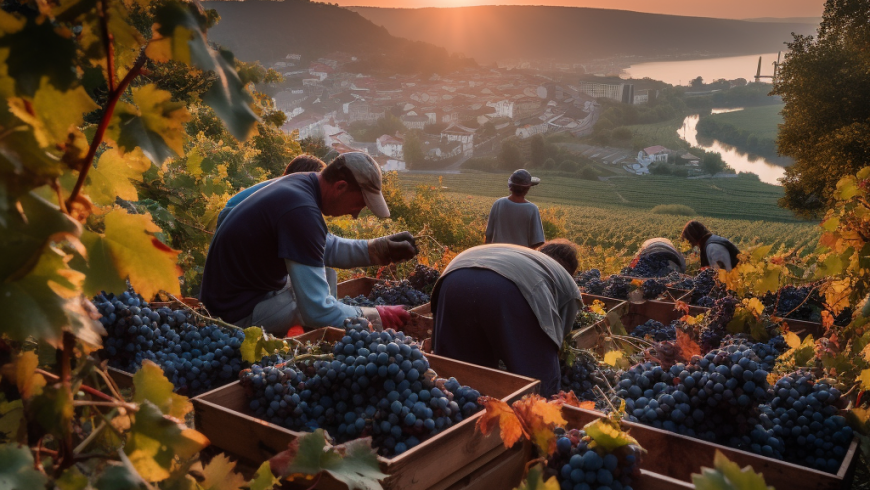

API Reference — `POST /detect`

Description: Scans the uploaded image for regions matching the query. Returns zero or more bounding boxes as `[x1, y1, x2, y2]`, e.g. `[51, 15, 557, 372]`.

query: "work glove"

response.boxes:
[368, 232, 418, 265]
[375, 305, 411, 330]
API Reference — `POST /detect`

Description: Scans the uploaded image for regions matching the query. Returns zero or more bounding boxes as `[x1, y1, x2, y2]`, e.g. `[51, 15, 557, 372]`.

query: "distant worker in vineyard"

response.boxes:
[630, 237, 687, 274]
[681, 220, 740, 271]
[430, 240, 583, 396]
[484, 169, 546, 248]
[201, 152, 418, 334]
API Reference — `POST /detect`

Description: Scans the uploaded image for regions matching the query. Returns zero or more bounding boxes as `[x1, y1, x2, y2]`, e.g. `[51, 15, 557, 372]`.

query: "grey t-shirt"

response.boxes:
[432, 244, 583, 347]
[485, 197, 546, 248]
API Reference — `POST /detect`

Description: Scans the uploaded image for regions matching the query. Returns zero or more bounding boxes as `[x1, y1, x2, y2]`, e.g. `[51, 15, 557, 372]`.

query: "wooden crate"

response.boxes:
[410, 302, 432, 317]
[193, 327, 541, 490]
[563, 405, 859, 490]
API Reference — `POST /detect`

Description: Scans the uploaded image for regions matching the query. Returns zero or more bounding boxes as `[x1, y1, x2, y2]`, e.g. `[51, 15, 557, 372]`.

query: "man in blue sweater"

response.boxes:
[200, 152, 416, 334]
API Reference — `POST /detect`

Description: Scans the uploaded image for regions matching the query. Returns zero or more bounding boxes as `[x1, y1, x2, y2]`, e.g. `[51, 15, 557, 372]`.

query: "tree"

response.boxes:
[774, 0, 870, 217]
[403, 130, 425, 169]
[530, 134, 546, 166]
[690, 76, 704, 88]
[701, 151, 727, 175]
[498, 137, 523, 170]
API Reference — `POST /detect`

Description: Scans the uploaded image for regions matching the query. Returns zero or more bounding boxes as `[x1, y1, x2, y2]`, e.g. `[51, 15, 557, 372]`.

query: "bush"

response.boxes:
[612, 126, 633, 140]
[543, 158, 556, 170]
[580, 165, 599, 180]
[651, 204, 697, 216]
[560, 160, 580, 172]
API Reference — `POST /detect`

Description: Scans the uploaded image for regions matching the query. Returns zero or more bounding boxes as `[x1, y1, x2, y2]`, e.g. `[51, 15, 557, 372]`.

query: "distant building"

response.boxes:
[376, 134, 404, 160]
[401, 115, 429, 130]
[637, 145, 670, 165]
[578, 81, 635, 104]
[441, 123, 476, 157]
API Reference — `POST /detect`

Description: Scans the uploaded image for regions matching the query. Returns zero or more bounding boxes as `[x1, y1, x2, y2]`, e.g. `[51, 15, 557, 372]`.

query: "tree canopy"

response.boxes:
[774, 0, 870, 217]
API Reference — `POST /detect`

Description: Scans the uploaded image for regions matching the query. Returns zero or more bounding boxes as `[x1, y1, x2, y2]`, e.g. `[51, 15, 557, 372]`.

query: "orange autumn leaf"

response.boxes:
[676, 329, 701, 360]
[821, 310, 835, 330]
[475, 396, 526, 449]
[554, 391, 595, 410]
[674, 300, 690, 315]
[512, 395, 566, 456]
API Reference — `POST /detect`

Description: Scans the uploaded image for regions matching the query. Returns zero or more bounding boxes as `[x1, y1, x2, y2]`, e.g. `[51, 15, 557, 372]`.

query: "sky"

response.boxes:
[337, 0, 825, 20]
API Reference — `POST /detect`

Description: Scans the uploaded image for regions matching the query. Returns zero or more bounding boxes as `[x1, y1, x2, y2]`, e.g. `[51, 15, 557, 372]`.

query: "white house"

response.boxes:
[637, 145, 670, 165]
[376, 134, 404, 160]
[401, 115, 428, 130]
[516, 120, 549, 139]
[441, 123, 476, 157]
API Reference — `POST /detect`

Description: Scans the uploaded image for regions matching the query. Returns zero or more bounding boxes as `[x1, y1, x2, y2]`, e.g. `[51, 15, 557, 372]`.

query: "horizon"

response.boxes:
[334, 0, 824, 20]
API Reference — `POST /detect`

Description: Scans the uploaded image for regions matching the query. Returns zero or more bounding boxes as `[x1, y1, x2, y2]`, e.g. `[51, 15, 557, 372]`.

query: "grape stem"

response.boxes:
[166, 292, 244, 332]
[74, 408, 116, 454]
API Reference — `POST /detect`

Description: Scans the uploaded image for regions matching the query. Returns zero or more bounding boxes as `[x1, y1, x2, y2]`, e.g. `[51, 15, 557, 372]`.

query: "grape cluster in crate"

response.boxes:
[550, 427, 642, 490]
[340, 279, 430, 307]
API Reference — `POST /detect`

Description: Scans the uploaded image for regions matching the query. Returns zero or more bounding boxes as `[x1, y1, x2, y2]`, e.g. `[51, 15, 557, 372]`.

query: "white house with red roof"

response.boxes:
[637, 145, 670, 165]
[376, 134, 404, 160]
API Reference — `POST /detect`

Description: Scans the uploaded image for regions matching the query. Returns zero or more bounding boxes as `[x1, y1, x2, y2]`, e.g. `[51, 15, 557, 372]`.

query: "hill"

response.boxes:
[349, 6, 818, 64]
[200, 0, 475, 74]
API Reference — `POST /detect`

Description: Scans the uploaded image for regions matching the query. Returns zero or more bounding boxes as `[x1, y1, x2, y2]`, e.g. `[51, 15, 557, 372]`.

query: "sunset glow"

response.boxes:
[337, 0, 824, 20]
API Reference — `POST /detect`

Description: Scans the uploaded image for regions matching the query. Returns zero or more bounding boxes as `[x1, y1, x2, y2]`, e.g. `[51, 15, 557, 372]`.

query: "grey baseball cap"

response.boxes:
[508, 169, 540, 186]
[339, 152, 390, 218]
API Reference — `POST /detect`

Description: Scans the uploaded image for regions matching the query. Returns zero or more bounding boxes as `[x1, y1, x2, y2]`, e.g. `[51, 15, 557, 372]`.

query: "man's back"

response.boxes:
[200, 172, 327, 322]
[485, 197, 545, 248]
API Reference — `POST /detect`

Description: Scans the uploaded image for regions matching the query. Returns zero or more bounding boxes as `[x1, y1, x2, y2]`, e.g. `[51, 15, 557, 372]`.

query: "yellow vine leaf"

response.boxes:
[101, 209, 181, 299]
[583, 416, 641, 453]
[8, 77, 99, 148]
[743, 298, 764, 317]
[783, 331, 801, 350]
[15, 351, 45, 400]
[589, 300, 606, 316]
[125, 401, 209, 482]
[132, 360, 192, 419]
[515, 464, 560, 490]
[859, 369, 870, 391]
[107, 85, 191, 164]
[512, 395, 566, 456]
[198, 453, 247, 490]
[86, 148, 151, 206]
[476, 396, 525, 449]
[603, 350, 623, 367]
[249, 461, 280, 490]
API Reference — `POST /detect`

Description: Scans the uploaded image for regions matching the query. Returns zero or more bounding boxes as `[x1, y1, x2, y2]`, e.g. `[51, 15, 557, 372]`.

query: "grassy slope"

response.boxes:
[396, 171, 820, 253]
[624, 118, 690, 152]
[708, 105, 784, 140]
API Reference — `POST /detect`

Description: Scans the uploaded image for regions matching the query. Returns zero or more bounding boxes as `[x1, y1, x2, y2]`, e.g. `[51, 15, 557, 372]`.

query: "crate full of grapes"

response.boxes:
[193, 324, 540, 489]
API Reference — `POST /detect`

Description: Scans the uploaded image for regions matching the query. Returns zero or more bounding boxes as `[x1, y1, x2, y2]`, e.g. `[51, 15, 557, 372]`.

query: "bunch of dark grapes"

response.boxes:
[698, 297, 740, 351]
[617, 343, 771, 445]
[720, 335, 784, 372]
[549, 427, 641, 490]
[695, 296, 716, 307]
[368, 280, 430, 307]
[583, 279, 606, 296]
[750, 372, 852, 472]
[621, 252, 674, 278]
[560, 353, 618, 403]
[407, 264, 440, 295]
[641, 279, 667, 299]
[687, 269, 722, 305]
[762, 285, 822, 321]
[575, 269, 602, 289]
[239, 318, 482, 457]
[601, 276, 631, 300]
[93, 289, 246, 395]
[340, 295, 379, 307]
[630, 319, 676, 342]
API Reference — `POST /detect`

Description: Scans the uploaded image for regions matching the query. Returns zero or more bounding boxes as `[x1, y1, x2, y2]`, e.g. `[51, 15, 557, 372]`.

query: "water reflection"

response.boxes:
[678, 113, 787, 186]
[621, 53, 780, 86]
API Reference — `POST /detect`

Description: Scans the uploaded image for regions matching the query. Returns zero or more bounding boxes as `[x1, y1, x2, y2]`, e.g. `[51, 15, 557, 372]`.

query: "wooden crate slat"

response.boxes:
[563, 405, 858, 490]
[193, 328, 540, 490]
[336, 277, 382, 298]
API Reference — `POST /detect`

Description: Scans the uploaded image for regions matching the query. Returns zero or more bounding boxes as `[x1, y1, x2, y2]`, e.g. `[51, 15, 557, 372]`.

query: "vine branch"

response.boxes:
[66, 51, 146, 211]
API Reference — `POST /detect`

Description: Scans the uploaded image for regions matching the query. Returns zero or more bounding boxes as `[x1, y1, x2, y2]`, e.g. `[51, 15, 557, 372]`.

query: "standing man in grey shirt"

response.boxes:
[485, 169, 546, 248]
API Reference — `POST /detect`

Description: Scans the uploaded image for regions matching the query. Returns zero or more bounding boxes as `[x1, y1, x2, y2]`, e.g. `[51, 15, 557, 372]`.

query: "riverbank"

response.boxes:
[695, 105, 786, 162]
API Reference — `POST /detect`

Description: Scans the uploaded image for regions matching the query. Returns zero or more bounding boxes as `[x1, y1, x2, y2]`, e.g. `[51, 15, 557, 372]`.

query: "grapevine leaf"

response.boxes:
[750, 245, 773, 263]
[515, 464, 560, 490]
[582, 416, 641, 453]
[0, 246, 89, 345]
[553, 390, 594, 410]
[240, 327, 265, 364]
[859, 369, 870, 391]
[248, 461, 280, 490]
[86, 148, 151, 205]
[0, 191, 80, 282]
[56, 466, 89, 490]
[132, 360, 192, 419]
[198, 453, 246, 490]
[511, 395, 566, 456]
[475, 396, 525, 449]
[8, 78, 99, 148]
[147, 1, 258, 141]
[270, 429, 386, 490]
[69, 229, 127, 297]
[125, 401, 209, 482]
[675, 329, 701, 360]
[692, 450, 773, 490]
[603, 350, 623, 367]
[783, 331, 801, 350]
[0, 15, 76, 95]
[107, 85, 191, 164]
[100, 209, 181, 299]
[0, 398, 23, 442]
[94, 460, 149, 490]
[14, 351, 45, 400]
[0, 443, 48, 489]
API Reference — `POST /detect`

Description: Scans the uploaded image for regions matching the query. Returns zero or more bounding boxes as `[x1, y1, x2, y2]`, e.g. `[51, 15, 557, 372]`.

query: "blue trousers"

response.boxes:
[433, 268, 561, 397]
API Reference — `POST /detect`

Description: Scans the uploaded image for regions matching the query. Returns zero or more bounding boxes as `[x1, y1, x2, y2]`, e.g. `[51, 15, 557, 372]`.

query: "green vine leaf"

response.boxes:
[132, 360, 192, 419]
[0, 398, 23, 443]
[94, 458, 149, 490]
[692, 450, 773, 490]
[107, 85, 191, 164]
[514, 464, 559, 490]
[0, 443, 48, 490]
[124, 401, 209, 483]
[8, 78, 98, 148]
[86, 148, 151, 206]
[248, 461, 280, 490]
[0, 13, 77, 96]
[56, 466, 89, 490]
[270, 429, 386, 490]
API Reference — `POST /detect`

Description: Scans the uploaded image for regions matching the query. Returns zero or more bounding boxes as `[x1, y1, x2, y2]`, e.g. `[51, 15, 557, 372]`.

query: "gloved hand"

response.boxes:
[368, 232, 418, 265]
[375, 305, 410, 330]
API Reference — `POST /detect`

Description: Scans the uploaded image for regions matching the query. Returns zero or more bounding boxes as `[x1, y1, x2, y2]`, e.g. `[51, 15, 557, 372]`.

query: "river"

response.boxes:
[678, 109, 786, 185]
[621, 52, 780, 86]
